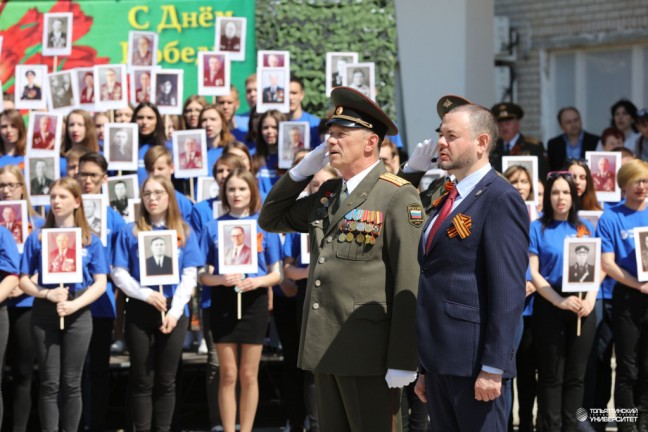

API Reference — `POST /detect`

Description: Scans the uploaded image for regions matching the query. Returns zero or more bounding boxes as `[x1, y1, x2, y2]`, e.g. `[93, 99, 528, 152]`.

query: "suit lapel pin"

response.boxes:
[475, 189, 483, 196]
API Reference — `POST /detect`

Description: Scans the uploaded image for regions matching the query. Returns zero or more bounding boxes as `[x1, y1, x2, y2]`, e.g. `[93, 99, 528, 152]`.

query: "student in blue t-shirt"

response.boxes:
[75, 152, 126, 431]
[597, 159, 648, 424]
[0, 225, 22, 429]
[288, 75, 321, 149]
[199, 169, 281, 432]
[18, 178, 108, 432]
[200, 104, 239, 175]
[111, 175, 204, 431]
[253, 110, 288, 195]
[0, 164, 45, 431]
[529, 171, 597, 432]
[0, 109, 26, 170]
[132, 102, 171, 186]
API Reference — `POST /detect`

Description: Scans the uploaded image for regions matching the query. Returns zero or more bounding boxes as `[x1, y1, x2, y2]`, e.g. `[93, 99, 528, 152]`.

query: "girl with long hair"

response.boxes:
[112, 175, 203, 431]
[64, 109, 99, 153]
[566, 159, 602, 212]
[200, 104, 237, 173]
[199, 169, 281, 432]
[19, 177, 108, 431]
[133, 102, 168, 185]
[183, 95, 208, 130]
[254, 110, 287, 195]
[529, 172, 598, 431]
[0, 109, 27, 167]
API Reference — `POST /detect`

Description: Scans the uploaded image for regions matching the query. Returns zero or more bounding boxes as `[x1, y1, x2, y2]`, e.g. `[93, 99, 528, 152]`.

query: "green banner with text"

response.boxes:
[0, 0, 256, 110]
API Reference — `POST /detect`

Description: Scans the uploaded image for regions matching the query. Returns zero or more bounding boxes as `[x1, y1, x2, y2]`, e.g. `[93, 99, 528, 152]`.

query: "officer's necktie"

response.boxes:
[425, 186, 458, 254]
[339, 183, 348, 206]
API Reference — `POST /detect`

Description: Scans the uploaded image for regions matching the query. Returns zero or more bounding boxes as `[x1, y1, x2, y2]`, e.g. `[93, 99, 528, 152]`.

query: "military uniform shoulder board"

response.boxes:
[524, 135, 542, 146]
[379, 172, 410, 187]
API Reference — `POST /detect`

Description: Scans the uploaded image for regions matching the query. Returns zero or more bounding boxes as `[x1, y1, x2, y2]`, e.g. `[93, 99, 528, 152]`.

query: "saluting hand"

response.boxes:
[290, 142, 330, 178]
[474, 370, 502, 402]
[404, 139, 439, 173]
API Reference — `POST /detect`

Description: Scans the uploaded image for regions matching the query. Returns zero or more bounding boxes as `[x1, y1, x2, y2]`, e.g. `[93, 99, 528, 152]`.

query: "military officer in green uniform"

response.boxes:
[490, 102, 548, 178]
[259, 86, 423, 432]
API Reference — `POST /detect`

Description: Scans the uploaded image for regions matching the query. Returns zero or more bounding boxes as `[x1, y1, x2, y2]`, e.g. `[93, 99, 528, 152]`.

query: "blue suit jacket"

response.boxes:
[416, 168, 529, 379]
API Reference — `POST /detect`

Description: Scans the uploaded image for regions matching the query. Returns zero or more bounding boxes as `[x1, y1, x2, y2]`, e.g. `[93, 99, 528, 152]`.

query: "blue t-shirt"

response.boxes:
[597, 202, 648, 278]
[257, 154, 284, 196]
[207, 147, 224, 178]
[175, 189, 194, 222]
[7, 215, 45, 308]
[198, 213, 281, 309]
[529, 219, 596, 290]
[0, 226, 22, 305]
[112, 222, 205, 315]
[283, 232, 307, 269]
[137, 141, 173, 186]
[0, 155, 25, 170]
[522, 266, 535, 316]
[90, 207, 126, 318]
[190, 197, 219, 239]
[20, 230, 109, 293]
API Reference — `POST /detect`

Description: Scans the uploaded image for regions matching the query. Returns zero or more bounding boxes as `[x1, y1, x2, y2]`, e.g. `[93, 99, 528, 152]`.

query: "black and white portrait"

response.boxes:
[42, 13, 73, 56]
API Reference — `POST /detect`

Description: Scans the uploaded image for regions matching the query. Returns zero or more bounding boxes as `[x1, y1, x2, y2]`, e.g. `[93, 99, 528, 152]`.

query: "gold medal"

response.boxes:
[364, 223, 373, 233]
[370, 236, 376, 245]
[350, 221, 357, 231]
[345, 232, 354, 242]
[338, 233, 347, 242]
[356, 233, 365, 244]
[365, 234, 372, 244]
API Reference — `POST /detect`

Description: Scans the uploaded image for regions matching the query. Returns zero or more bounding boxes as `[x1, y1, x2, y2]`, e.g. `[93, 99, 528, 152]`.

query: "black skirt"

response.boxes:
[209, 285, 268, 344]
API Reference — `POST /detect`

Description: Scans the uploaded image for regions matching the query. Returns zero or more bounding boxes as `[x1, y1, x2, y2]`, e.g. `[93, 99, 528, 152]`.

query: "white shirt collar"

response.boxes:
[345, 160, 381, 194]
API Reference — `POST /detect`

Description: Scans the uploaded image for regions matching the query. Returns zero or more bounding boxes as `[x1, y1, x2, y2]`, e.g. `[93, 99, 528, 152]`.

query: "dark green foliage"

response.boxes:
[255, 0, 398, 119]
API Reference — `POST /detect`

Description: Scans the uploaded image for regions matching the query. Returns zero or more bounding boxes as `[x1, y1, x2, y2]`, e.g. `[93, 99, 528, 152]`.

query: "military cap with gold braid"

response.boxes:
[326, 86, 398, 140]
[491, 102, 524, 121]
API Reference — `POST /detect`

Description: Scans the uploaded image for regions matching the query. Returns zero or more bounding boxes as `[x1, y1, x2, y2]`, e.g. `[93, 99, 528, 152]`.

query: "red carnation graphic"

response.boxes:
[0, 0, 110, 96]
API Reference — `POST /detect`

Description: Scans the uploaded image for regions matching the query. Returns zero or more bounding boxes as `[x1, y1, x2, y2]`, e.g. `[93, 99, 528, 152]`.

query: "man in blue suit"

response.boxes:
[414, 96, 529, 431]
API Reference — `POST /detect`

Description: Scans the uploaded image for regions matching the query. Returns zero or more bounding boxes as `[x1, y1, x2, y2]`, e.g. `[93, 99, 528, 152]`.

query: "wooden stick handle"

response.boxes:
[59, 282, 64, 330]
[159, 285, 165, 323]
[577, 292, 582, 337]
[237, 291, 242, 320]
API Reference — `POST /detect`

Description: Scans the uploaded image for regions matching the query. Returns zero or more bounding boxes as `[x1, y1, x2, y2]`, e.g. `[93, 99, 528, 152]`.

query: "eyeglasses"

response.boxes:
[546, 171, 574, 181]
[76, 172, 103, 180]
[142, 190, 168, 200]
[632, 179, 648, 187]
[0, 182, 22, 190]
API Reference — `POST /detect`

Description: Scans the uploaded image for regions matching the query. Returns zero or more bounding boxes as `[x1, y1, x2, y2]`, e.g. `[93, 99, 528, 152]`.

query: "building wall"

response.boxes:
[494, 0, 648, 141]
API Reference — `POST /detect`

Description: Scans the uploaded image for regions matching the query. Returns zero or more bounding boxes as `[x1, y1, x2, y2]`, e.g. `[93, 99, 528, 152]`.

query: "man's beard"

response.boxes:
[439, 151, 477, 172]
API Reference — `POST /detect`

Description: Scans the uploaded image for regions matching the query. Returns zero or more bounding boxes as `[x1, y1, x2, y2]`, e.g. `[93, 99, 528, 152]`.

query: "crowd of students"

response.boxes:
[2, 67, 648, 432]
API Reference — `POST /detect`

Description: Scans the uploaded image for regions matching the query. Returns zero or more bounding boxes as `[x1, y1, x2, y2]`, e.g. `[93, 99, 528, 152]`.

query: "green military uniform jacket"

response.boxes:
[259, 163, 423, 376]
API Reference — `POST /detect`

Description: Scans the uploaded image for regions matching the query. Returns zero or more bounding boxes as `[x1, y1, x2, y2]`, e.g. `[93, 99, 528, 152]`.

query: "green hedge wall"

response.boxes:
[255, 0, 398, 120]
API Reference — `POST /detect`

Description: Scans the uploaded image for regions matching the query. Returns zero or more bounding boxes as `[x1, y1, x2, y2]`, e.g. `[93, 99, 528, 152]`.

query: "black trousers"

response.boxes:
[125, 298, 187, 432]
[0, 304, 8, 428]
[7, 306, 36, 432]
[81, 316, 114, 431]
[533, 295, 596, 431]
[515, 315, 538, 432]
[401, 380, 430, 431]
[31, 299, 93, 432]
[613, 284, 648, 411]
[583, 298, 614, 410]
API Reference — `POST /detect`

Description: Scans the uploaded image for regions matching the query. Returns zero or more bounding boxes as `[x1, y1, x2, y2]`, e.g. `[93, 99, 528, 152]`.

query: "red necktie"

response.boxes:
[425, 186, 458, 254]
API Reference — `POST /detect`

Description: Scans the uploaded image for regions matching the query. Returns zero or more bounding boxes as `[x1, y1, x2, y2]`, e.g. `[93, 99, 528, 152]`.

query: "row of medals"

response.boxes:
[338, 209, 382, 245]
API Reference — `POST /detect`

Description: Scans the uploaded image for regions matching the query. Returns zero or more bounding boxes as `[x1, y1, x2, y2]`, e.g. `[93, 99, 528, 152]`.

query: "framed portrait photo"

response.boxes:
[27, 111, 63, 154]
[578, 210, 604, 231]
[418, 169, 447, 193]
[154, 69, 183, 115]
[76, 67, 96, 110]
[0, 200, 28, 253]
[257, 50, 290, 69]
[345, 62, 375, 101]
[104, 123, 139, 171]
[635, 227, 648, 282]
[94, 64, 128, 111]
[130, 67, 155, 106]
[25, 155, 59, 206]
[325, 51, 359, 96]
[198, 52, 231, 96]
[82, 194, 108, 246]
[172, 129, 208, 178]
[42, 12, 73, 56]
[212, 201, 224, 219]
[128, 31, 158, 68]
[138, 230, 180, 287]
[103, 174, 139, 220]
[256, 67, 290, 114]
[502, 155, 539, 207]
[46, 70, 78, 113]
[127, 198, 141, 224]
[197, 177, 220, 202]
[14, 64, 48, 110]
[586, 151, 622, 202]
[218, 219, 258, 275]
[41, 228, 83, 285]
[300, 233, 310, 265]
[562, 237, 601, 292]
[278, 121, 310, 169]
[215, 17, 246, 61]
